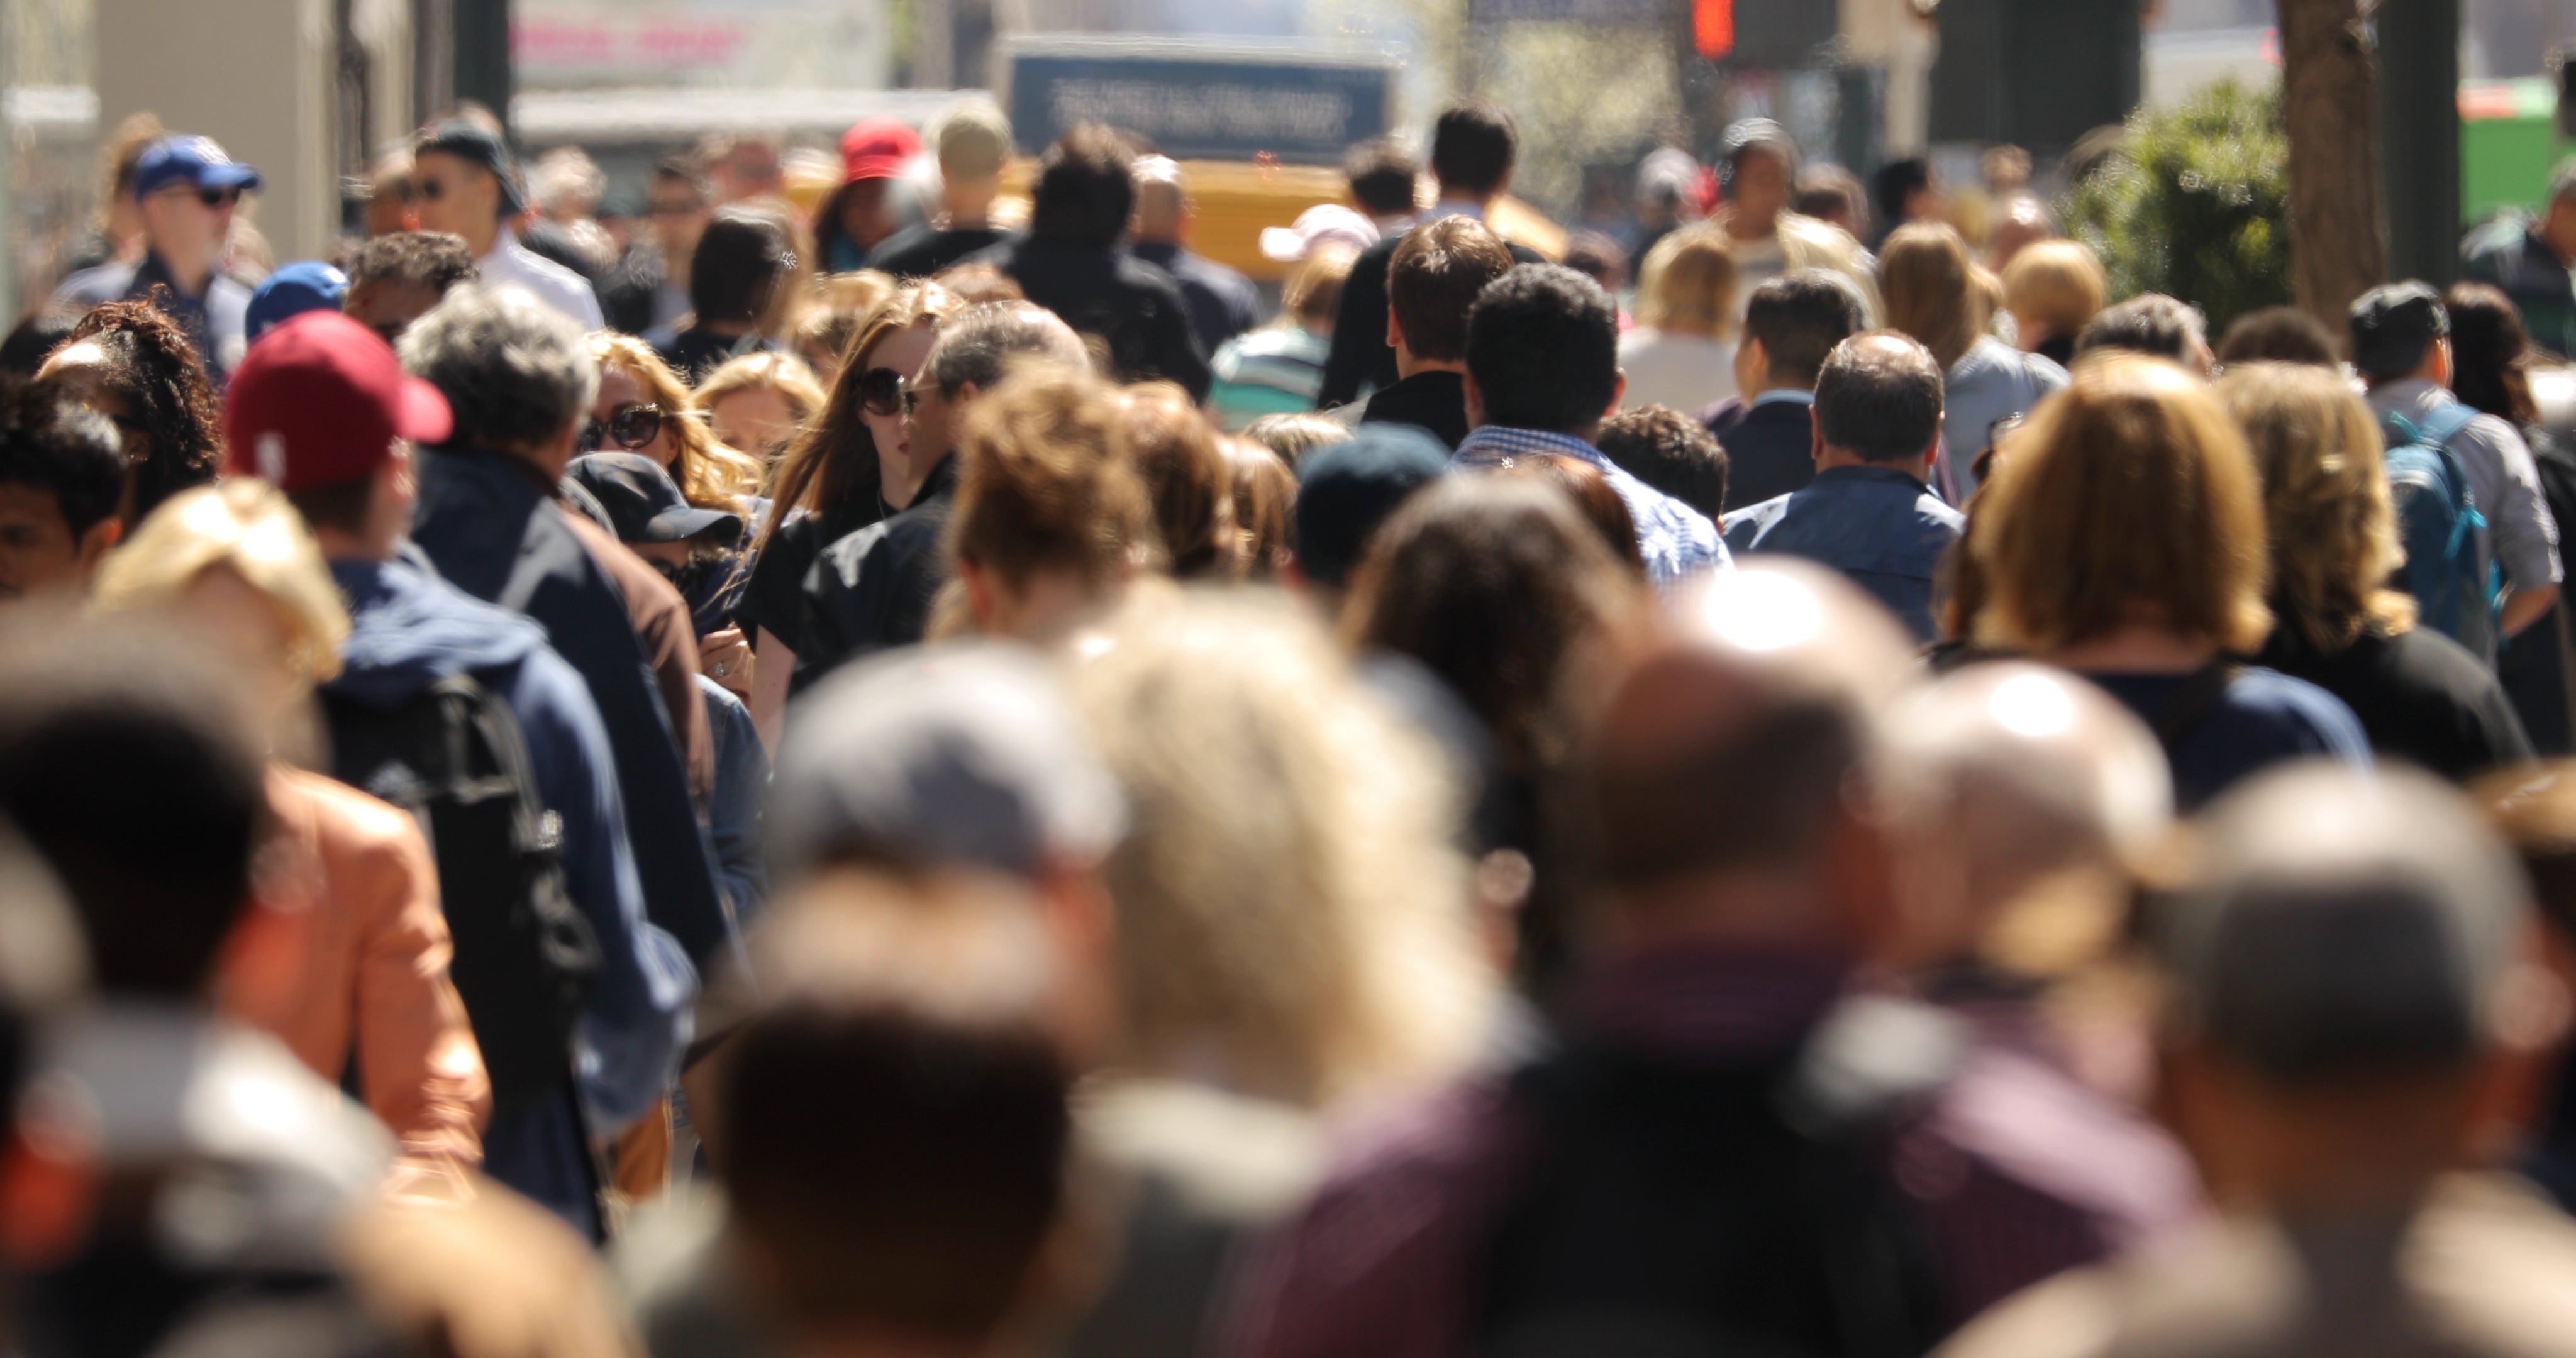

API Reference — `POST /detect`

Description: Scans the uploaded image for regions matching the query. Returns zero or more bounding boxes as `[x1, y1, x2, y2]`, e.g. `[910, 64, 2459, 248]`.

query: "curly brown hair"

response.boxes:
[60, 297, 224, 527]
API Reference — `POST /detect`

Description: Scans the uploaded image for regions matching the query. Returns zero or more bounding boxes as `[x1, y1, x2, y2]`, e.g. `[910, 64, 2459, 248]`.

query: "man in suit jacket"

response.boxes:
[1319, 102, 1545, 409]
[1700, 269, 1868, 514]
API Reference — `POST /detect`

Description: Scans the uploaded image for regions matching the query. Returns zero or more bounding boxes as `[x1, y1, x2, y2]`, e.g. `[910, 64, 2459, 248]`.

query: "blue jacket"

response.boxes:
[409, 444, 735, 969]
[1724, 463, 1965, 641]
[699, 676, 769, 927]
[52, 250, 252, 382]
[324, 557, 694, 1236]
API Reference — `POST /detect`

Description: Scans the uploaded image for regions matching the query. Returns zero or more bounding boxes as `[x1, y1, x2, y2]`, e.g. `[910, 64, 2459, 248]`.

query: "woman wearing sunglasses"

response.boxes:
[736, 279, 959, 747]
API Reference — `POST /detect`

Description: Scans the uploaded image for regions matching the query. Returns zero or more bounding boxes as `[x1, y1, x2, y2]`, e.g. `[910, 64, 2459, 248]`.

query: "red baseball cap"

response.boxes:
[840, 119, 922, 185]
[223, 310, 452, 492]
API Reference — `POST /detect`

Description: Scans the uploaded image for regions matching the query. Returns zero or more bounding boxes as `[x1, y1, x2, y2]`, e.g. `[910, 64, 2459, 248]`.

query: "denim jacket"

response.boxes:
[1723, 464, 1965, 641]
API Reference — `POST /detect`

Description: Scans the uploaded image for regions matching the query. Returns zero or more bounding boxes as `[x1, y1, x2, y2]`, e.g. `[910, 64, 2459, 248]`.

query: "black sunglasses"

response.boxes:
[856, 366, 919, 418]
[579, 404, 665, 453]
[159, 184, 238, 209]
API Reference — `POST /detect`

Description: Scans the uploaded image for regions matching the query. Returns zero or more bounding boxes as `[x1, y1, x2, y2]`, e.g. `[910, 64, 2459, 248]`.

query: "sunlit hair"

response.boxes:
[1283, 241, 1358, 329]
[1634, 224, 1740, 340]
[759, 279, 959, 558]
[1238, 412, 1349, 468]
[1070, 592, 1494, 1107]
[1224, 439, 1296, 580]
[694, 350, 828, 452]
[1115, 382, 1237, 580]
[948, 368, 1157, 592]
[2218, 362, 2414, 649]
[92, 480, 348, 687]
[1879, 221, 1985, 371]
[2001, 238, 2107, 340]
[587, 332, 761, 518]
[794, 270, 898, 383]
[1971, 353, 2272, 655]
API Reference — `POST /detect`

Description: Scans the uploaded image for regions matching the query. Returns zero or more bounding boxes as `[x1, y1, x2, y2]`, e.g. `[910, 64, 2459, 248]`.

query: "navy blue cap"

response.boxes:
[245, 262, 348, 342]
[1293, 422, 1451, 590]
[132, 136, 264, 200]
[566, 453, 741, 545]
[416, 119, 526, 216]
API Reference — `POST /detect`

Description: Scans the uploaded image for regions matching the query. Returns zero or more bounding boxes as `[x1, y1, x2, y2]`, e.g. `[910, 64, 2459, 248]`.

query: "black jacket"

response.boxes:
[1360, 370, 1471, 450]
[869, 224, 1015, 279]
[982, 236, 1211, 399]
[1318, 224, 1545, 409]
[2255, 615, 2534, 783]
[409, 444, 733, 966]
[1132, 240, 1260, 356]
[1707, 396, 1817, 515]
[791, 455, 959, 692]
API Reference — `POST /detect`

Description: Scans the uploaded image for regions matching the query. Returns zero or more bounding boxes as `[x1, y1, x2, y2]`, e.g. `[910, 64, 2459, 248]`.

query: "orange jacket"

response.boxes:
[223, 765, 492, 1196]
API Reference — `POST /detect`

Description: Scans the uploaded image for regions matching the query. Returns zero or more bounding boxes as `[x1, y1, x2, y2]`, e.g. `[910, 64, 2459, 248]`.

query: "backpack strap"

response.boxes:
[2151, 660, 2241, 758]
[2414, 401, 2484, 450]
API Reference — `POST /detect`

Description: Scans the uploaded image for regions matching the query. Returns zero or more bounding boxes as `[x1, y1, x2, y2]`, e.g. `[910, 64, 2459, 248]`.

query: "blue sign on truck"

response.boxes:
[997, 36, 1399, 165]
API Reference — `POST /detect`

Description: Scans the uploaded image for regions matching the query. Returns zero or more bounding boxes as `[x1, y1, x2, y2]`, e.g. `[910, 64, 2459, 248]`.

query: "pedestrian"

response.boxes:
[1321, 102, 1543, 407]
[1343, 136, 1421, 236]
[1999, 238, 2105, 367]
[599, 157, 714, 344]
[1285, 420, 1450, 612]
[584, 333, 762, 526]
[341, 229, 478, 344]
[738, 279, 957, 744]
[692, 350, 827, 466]
[1227, 438, 1297, 579]
[1130, 156, 1259, 355]
[869, 101, 1017, 279]
[940, 368, 1158, 646]
[2222, 360, 2533, 780]
[1702, 268, 1868, 512]
[0, 375, 124, 603]
[226, 309, 692, 1235]
[244, 260, 348, 343]
[1240, 411, 1350, 466]
[91, 478, 492, 1196]
[2460, 155, 2576, 358]
[1620, 224, 1741, 412]
[399, 283, 733, 971]
[1724, 332, 1965, 641]
[1352, 216, 1514, 450]
[794, 302, 1087, 688]
[1209, 227, 1360, 432]
[2211, 304, 2340, 368]
[981, 126, 1210, 399]
[1594, 403, 1727, 522]
[657, 207, 794, 384]
[2073, 292, 2213, 375]
[1709, 118, 1881, 326]
[814, 118, 919, 272]
[1119, 379, 1241, 582]
[409, 119, 604, 330]
[50, 133, 258, 381]
[1880, 221, 2066, 503]
[1453, 263, 1727, 584]
[1965, 353, 2370, 809]
[36, 297, 224, 529]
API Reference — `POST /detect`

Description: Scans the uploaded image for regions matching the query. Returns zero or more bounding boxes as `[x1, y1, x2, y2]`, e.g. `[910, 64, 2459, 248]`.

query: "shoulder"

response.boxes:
[2224, 666, 2370, 748]
[52, 260, 136, 304]
[1723, 490, 1795, 541]
[271, 766, 428, 864]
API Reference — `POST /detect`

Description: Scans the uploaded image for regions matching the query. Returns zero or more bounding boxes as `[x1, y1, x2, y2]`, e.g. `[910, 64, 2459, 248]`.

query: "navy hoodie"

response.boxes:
[325, 556, 694, 1237]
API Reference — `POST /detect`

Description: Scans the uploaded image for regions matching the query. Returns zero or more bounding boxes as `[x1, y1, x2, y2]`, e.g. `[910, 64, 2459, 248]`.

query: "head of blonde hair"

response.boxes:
[948, 367, 1157, 595]
[695, 350, 829, 441]
[92, 480, 348, 688]
[1284, 241, 1360, 331]
[1879, 221, 1984, 371]
[1635, 224, 1740, 340]
[1972, 353, 2272, 656]
[587, 333, 763, 518]
[1070, 592, 1492, 1107]
[2001, 238, 2108, 342]
[1115, 382, 1238, 581]
[2218, 362, 2415, 650]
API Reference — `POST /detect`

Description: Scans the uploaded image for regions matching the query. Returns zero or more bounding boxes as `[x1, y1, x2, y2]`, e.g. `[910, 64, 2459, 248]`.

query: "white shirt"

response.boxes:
[478, 224, 604, 331]
[1618, 329, 1738, 415]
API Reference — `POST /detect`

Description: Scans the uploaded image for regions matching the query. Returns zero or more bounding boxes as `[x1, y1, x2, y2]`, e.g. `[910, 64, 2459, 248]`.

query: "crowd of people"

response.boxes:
[10, 79, 2576, 1358]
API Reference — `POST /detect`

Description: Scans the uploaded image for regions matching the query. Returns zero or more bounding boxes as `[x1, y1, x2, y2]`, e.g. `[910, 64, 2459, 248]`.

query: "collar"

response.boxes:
[1814, 462, 1931, 490]
[1424, 197, 1489, 225]
[1453, 424, 1604, 469]
[1748, 388, 1815, 409]
[433, 440, 562, 500]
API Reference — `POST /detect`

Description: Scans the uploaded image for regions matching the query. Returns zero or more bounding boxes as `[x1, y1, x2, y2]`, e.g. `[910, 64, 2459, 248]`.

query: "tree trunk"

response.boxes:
[2278, 0, 2387, 346]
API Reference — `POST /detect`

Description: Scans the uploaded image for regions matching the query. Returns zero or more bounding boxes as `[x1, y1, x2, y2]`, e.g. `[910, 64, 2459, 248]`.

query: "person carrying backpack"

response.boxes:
[2354, 283, 2563, 668]
[225, 312, 696, 1241]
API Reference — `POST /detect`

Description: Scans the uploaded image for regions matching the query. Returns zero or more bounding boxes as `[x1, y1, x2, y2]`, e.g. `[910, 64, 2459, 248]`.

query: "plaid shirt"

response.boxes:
[1452, 426, 1729, 587]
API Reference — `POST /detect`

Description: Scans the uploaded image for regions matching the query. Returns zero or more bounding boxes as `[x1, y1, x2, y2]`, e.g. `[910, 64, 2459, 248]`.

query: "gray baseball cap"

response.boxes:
[765, 641, 1126, 882]
[2155, 763, 2528, 1083]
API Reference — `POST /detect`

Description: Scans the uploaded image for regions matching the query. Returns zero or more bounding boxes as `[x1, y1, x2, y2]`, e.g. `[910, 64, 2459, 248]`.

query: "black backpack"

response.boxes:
[321, 674, 601, 1120]
[1474, 999, 1961, 1358]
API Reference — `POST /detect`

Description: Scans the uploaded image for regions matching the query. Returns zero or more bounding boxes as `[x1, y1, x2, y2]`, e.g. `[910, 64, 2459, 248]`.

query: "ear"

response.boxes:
[74, 517, 121, 580]
[958, 557, 999, 629]
[1385, 303, 1404, 353]
[1811, 421, 1829, 466]
[1462, 371, 1487, 430]
[1604, 371, 1628, 420]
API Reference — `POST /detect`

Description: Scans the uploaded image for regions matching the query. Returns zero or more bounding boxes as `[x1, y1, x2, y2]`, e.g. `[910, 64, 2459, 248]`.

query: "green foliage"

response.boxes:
[2062, 79, 2293, 336]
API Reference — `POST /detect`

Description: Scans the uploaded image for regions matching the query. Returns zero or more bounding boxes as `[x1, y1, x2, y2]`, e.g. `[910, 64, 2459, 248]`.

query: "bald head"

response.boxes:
[2163, 765, 2531, 1085]
[1888, 663, 2171, 973]
[1132, 157, 1188, 243]
[1580, 561, 1918, 948]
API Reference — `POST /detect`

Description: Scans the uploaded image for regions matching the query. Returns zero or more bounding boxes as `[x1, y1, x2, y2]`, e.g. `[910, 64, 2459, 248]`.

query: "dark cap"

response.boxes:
[1293, 422, 1452, 590]
[415, 119, 526, 217]
[565, 453, 741, 545]
[2350, 280, 2450, 380]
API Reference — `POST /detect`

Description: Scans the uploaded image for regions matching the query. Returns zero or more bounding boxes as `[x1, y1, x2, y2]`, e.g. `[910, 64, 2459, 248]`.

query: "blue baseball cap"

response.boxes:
[245, 262, 349, 342]
[131, 135, 264, 200]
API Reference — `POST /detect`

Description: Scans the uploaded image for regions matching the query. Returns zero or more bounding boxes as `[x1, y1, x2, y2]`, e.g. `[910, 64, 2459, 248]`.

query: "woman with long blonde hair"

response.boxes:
[584, 333, 763, 518]
[693, 350, 827, 466]
[1620, 224, 1741, 412]
[735, 280, 958, 745]
[1967, 354, 2368, 808]
[2221, 362, 2531, 780]
[1879, 221, 2065, 502]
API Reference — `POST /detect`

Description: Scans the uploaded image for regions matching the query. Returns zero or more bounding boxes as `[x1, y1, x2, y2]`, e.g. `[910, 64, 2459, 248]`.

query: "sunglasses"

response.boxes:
[158, 184, 239, 209]
[579, 404, 665, 453]
[856, 367, 920, 418]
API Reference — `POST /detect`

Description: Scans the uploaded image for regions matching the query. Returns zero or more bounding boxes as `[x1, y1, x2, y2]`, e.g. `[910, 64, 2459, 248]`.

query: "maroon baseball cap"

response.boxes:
[224, 311, 452, 492]
[840, 119, 921, 185]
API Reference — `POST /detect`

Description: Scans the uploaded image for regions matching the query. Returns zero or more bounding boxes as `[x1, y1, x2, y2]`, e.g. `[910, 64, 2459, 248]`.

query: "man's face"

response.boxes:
[138, 180, 238, 261]
[650, 179, 712, 262]
[345, 280, 445, 345]
[411, 152, 497, 238]
[904, 379, 964, 467]
[0, 484, 108, 602]
[1731, 149, 1792, 229]
[840, 179, 896, 248]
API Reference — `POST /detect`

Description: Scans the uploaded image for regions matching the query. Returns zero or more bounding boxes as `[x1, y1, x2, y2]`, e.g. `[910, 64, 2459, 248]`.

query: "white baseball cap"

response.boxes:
[1260, 204, 1380, 262]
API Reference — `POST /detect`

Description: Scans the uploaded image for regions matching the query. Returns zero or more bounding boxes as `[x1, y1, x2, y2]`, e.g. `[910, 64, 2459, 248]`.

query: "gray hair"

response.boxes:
[399, 282, 598, 451]
[927, 302, 1088, 395]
